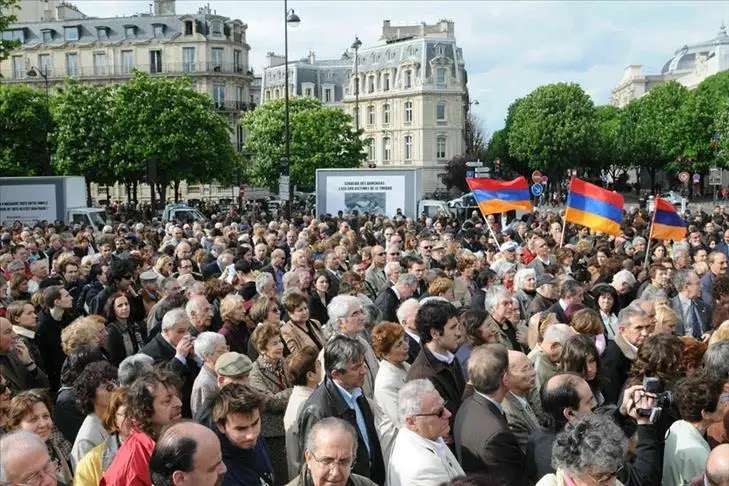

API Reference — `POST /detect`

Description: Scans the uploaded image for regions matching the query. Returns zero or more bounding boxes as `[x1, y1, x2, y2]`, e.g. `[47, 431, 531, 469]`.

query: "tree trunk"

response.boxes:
[86, 180, 92, 207]
[105, 186, 110, 205]
[174, 181, 180, 203]
[132, 181, 138, 204]
[158, 183, 167, 206]
[126, 184, 132, 204]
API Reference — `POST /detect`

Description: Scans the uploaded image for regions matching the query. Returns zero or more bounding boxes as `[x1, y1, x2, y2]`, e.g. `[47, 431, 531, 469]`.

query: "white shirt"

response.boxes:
[429, 348, 455, 365]
[474, 390, 505, 416]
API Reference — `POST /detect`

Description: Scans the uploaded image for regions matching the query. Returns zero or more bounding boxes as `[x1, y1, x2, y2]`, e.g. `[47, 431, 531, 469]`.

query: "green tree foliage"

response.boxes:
[507, 83, 595, 177]
[242, 97, 366, 191]
[0, 0, 19, 63]
[713, 99, 729, 169]
[0, 83, 52, 175]
[441, 154, 470, 192]
[592, 105, 627, 180]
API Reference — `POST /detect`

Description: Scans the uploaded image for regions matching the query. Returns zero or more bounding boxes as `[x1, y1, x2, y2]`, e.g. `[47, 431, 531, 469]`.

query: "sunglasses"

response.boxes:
[415, 407, 446, 419]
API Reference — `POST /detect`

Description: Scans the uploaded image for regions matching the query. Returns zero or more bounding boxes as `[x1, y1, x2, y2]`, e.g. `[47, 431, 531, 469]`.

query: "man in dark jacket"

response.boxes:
[140, 308, 200, 418]
[88, 259, 135, 316]
[210, 383, 275, 486]
[297, 335, 386, 485]
[373, 274, 417, 323]
[35, 285, 75, 394]
[0, 316, 49, 395]
[602, 304, 650, 404]
[525, 274, 558, 318]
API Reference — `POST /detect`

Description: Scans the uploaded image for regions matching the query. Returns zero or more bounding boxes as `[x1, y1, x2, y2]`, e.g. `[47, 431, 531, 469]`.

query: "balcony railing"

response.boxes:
[213, 100, 257, 111]
[11, 62, 252, 80]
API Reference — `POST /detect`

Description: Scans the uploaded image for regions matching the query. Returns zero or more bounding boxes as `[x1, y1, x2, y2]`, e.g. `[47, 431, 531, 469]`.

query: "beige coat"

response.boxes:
[281, 319, 325, 354]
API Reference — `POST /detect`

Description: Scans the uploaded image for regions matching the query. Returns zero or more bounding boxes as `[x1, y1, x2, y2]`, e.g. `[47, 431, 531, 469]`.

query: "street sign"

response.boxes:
[678, 171, 690, 183]
[278, 175, 290, 201]
[531, 170, 543, 184]
[542, 176, 549, 185]
[475, 166, 491, 173]
[693, 173, 701, 184]
[531, 184, 544, 197]
[710, 167, 722, 186]
[466, 161, 483, 168]
[466, 170, 474, 178]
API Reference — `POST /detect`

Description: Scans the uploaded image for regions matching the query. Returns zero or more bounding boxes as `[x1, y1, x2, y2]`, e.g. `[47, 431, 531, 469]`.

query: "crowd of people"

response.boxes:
[3, 203, 729, 485]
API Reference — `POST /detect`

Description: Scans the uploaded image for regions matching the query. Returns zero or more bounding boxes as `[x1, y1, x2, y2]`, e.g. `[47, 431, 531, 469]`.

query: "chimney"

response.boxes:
[309, 51, 316, 64]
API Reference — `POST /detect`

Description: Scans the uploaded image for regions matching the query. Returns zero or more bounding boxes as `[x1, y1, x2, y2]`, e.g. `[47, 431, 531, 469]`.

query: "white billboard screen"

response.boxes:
[0, 184, 57, 224]
[324, 175, 406, 216]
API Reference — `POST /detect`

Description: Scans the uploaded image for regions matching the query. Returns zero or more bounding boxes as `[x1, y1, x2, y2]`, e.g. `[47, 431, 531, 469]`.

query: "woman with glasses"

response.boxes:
[70, 361, 118, 468]
[281, 292, 325, 355]
[104, 292, 146, 366]
[249, 323, 293, 484]
[6, 389, 74, 486]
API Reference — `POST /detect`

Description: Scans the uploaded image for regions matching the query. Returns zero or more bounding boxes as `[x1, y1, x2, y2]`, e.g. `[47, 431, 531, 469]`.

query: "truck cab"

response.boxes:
[162, 204, 206, 223]
[418, 200, 452, 219]
[68, 208, 109, 230]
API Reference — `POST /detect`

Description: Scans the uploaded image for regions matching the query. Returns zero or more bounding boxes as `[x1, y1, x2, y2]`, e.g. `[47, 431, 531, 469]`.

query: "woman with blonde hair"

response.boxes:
[654, 306, 679, 335]
[153, 254, 174, 280]
[61, 315, 108, 357]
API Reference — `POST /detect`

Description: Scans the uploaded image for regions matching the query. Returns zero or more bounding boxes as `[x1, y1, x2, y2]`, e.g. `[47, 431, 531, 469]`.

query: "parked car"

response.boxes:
[660, 191, 684, 206]
[447, 193, 477, 208]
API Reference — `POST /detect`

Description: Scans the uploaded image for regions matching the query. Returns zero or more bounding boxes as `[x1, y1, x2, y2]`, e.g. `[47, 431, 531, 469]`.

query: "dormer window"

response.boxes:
[63, 26, 79, 42]
[96, 26, 109, 40]
[124, 25, 137, 39]
[435, 44, 445, 56]
[184, 20, 194, 36]
[211, 21, 222, 36]
[41, 28, 53, 42]
[152, 23, 165, 38]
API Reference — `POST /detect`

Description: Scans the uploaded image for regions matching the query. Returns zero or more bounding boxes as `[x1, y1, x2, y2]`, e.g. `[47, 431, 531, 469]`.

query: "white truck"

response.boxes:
[0, 176, 108, 229]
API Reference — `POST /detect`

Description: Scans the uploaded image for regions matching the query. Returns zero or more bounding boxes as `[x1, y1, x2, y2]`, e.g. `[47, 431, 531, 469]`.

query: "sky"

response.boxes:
[63, 0, 729, 134]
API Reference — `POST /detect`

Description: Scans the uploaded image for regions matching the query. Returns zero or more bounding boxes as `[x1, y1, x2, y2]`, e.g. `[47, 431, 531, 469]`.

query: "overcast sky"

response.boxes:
[69, 0, 729, 134]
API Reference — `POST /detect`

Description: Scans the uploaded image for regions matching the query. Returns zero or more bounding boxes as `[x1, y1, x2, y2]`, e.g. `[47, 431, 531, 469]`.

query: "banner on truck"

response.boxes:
[0, 184, 57, 225]
[324, 175, 406, 217]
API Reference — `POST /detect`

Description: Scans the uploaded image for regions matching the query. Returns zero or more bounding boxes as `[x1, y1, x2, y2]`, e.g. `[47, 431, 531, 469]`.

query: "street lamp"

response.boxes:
[27, 66, 51, 174]
[351, 36, 362, 131]
[280, 0, 300, 219]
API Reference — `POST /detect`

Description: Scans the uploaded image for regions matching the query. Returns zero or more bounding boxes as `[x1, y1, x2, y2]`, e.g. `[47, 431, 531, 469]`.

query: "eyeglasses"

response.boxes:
[375, 252, 385, 256]
[7, 458, 56, 486]
[308, 450, 355, 470]
[414, 407, 447, 419]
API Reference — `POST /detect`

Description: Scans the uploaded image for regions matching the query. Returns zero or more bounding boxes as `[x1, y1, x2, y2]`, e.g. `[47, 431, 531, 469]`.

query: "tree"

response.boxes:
[0, 83, 53, 176]
[507, 83, 595, 181]
[53, 80, 115, 204]
[592, 105, 627, 184]
[440, 155, 469, 192]
[464, 111, 488, 161]
[0, 0, 19, 63]
[242, 97, 366, 191]
[108, 72, 239, 202]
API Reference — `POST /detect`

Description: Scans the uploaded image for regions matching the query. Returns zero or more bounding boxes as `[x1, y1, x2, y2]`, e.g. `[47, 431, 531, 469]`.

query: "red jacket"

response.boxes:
[100, 430, 154, 486]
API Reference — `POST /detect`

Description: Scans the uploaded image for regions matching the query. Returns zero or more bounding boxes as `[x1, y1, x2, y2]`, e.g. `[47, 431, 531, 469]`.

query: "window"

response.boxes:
[367, 105, 375, 125]
[435, 44, 445, 56]
[150, 50, 162, 73]
[367, 138, 375, 161]
[383, 73, 390, 91]
[436, 101, 446, 121]
[38, 54, 51, 76]
[64, 26, 79, 42]
[93, 52, 106, 75]
[96, 27, 108, 40]
[382, 103, 390, 124]
[305, 87, 312, 97]
[404, 135, 413, 161]
[382, 137, 391, 162]
[233, 50, 243, 72]
[2, 29, 24, 43]
[274, 88, 280, 99]
[66, 53, 78, 76]
[213, 84, 225, 107]
[41, 29, 53, 42]
[153, 24, 165, 38]
[265, 90, 271, 101]
[211, 47, 223, 71]
[436, 135, 447, 159]
[404, 70, 412, 88]
[324, 88, 332, 103]
[183, 47, 196, 72]
[211, 21, 222, 36]
[121, 50, 134, 74]
[184, 21, 194, 36]
[368, 76, 375, 93]
[236, 125, 244, 151]
[404, 101, 413, 123]
[436, 68, 447, 87]
[236, 86, 244, 109]
[11, 56, 23, 79]
[124, 26, 136, 39]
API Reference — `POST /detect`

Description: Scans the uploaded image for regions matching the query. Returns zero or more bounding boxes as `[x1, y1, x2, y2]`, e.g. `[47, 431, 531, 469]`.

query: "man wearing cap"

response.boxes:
[525, 274, 558, 317]
[430, 241, 446, 269]
[194, 352, 253, 425]
[139, 271, 160, 316]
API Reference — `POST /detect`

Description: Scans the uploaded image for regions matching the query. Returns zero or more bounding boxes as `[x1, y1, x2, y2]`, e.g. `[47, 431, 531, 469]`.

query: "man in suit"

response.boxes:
[365, 246, 389, 296]
[260, 248, 287, 293]
[454, 344, 526, 485]
[405, 257, 428, 298]
[547, 278, 584, 324]
[526, 238, 552, 276]
[374, 273, 417, 323]
[202, 251, 234, 280]
[140, 308, 200, 418]
[386, 379, 465, 486]
[672, 268, 713, 339]
[527, 324, 573, 387]
[323, 251, 342, 298]
[702, 251, 728, 308]
[502, 350, 541, 452]
[396, 298, 421, 364]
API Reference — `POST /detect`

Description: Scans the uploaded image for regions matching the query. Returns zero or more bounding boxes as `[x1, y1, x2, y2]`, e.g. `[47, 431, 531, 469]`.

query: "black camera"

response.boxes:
[636, 377, 673, 423]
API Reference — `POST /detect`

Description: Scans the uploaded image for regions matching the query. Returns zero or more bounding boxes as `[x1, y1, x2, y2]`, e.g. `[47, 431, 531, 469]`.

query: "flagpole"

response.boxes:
[560, 222, 567, 248]
[644, 193, 659, 269]
[481, 213, 501, 247]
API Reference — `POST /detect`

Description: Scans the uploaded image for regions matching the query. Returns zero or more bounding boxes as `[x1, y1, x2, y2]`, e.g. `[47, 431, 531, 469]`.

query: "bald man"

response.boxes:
[149, 421, 226, 486]
[365, 245, 389, 294]
[705, 444, 729, 486]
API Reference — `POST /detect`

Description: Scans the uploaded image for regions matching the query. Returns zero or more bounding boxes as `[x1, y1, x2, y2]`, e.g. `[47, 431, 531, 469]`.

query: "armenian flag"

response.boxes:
[466, 176, 533, 215]
[565, 177, 624, 236]
[650, 197, 687, 241]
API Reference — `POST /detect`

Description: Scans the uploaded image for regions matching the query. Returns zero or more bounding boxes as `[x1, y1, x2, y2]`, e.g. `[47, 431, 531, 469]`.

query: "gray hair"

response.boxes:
[283, 271, 301, 289]
[673, 247, 689, 260]
[514, 268, 536, 291]
[551, 413, 628, 477]
[632, 236, 646, 246]
[161, 277, 179, 291]
[617, 303, 646, 329]
[612, 269, 636, 286]
[327, 295, 361, 326]
[0, 431, 48, 483]
[468, 344, 509, 395]
[396, 298, 420, 324]
[560, 279, 583, 299]
[543, 323, 573, 344]
[641, 287, 667, 302]
[304, 417, 358, 458]
[397, 379, 436, 425]
[396, 273, 418, 287]
[255, 273, 274, 294]
[185, 295, 207, 319]
[118, 354, 154, 386]
[495, 262, 517, 279]
[384, 262, 401, 278]
[673, 269, 697, 293]
[362, 303, 382, 329]
[161, 307, 189, 331]
[484, 286, 512, 313]
[704, 341, 729, 379]
[193, 332, 225, 359]
[323, 334, 365, 375]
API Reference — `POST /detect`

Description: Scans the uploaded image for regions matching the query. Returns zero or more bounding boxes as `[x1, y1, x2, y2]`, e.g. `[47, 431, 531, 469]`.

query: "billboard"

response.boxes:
[0, 184, 57, 225]
[316, 168, 421, 218]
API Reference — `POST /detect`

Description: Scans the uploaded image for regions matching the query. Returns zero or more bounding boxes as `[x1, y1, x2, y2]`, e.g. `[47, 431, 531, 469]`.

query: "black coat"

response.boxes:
[308, 292, 330, 326]
[55, 386, 85, 444]
[403, 332, 421, 365]
[35, 310, 73, 394]
[601, 337, 634, 405]
[140, 333, 200, 418]
[297, 377, 385, 485]
[105, 320, 144, 366]
[374, 287, 400, 323]
[202, 261, 223, 280]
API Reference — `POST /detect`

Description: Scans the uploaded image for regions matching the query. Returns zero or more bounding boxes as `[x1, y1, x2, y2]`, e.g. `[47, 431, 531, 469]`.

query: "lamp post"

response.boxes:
[351, 36, 362, 131]
[281, 0, 300, 220]
[27, 66, 51, 175]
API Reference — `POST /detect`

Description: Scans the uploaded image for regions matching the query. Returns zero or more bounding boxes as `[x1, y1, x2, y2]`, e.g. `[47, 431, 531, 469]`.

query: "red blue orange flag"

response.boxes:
[466, 176, 533, 215]
[650, 197, 686, 241]
[565, 177, 624, 236]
